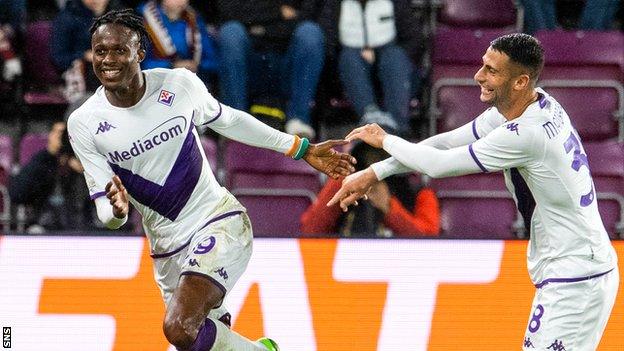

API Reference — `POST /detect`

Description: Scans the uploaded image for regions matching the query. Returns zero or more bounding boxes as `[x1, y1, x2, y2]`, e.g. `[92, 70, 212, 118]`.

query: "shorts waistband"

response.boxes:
[150, 210, 244, 259]
[534, 268, 614, 289]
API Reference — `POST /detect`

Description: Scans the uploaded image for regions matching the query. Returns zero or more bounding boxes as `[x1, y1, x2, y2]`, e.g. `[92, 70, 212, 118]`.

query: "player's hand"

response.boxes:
[327, 167, 379, 212]
[106, 175, 129, 219]
[345, 123, 388, 149]
[303, 139, 357, 179]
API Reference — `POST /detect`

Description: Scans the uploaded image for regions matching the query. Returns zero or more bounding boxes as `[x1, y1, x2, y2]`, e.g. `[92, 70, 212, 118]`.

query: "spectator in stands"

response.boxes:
[520, 0, 620, 33]
[50, 0, 122, 104]
[137, 0, 218, 88]
[0, 1, 23, 85]
[301, 141, 439, 237]
[9, 121, 91, 232]
[318, 0, 423, 137]
[215, 0, 325, 139]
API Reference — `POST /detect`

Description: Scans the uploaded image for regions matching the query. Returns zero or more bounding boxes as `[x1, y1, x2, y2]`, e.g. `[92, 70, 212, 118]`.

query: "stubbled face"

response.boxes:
[91, 23, 145, 92]
[473, 47, 515, 108]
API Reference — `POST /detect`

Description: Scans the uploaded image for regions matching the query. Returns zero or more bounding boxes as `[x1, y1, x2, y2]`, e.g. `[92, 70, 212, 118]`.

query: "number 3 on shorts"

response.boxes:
[528, 304, 544, 333]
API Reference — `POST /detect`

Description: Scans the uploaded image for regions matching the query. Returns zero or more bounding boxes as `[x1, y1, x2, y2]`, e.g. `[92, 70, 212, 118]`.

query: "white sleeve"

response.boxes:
[470, 122, 538, 172]
[205, 105, 295, 153]
[181, 68, 295, 153]
[371, 108, 507, 179]
[94, 197, 127, 229]
[68, 113, 127, 229]
[380, 135, 483, 178]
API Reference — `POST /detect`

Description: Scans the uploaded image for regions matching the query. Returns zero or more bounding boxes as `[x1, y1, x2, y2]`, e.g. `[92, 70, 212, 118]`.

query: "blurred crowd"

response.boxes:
[0, 0, 623, 235]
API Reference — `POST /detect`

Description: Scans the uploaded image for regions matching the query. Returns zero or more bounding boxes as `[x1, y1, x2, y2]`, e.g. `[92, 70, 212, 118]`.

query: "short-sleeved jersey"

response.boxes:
[470, 88, 617, 285]
[68, 68, 244, 255]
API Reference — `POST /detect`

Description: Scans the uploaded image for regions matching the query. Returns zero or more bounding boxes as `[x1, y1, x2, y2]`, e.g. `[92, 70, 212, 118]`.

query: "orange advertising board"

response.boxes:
[0, 236, 622, 350]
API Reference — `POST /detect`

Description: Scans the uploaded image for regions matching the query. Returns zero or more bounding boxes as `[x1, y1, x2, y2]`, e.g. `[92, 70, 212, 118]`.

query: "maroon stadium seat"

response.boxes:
[19, 133, 48, 166]
[0, 134, 12, 233]
[224, 141, 320, 237]
[200, 135, 218, 173]
[22, 21, 67, 105]
[428, 173, 523, 239]
[437, 0, 519, 30]
[535, 30, 624, 142]
[586, 142, 624, 239]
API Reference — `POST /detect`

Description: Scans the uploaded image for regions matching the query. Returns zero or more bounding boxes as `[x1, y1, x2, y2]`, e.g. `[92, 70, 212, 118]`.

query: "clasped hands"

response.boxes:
[327, 123, 389, 212]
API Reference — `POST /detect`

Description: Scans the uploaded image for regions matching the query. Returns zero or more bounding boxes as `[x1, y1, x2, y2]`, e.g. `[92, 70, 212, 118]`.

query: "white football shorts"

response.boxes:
[522, 266, 619, 350]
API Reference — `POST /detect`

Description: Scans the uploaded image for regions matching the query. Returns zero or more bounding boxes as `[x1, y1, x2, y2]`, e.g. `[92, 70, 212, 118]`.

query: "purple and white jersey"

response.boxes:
[470, 88, 617, 284]
[375, 88, 617, 285]
[68, 68, 293, 255]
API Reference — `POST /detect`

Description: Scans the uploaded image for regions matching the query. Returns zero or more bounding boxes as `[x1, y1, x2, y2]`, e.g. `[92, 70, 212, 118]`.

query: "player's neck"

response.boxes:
[105, 73, 146, 108]
[500, 89, 538, 121]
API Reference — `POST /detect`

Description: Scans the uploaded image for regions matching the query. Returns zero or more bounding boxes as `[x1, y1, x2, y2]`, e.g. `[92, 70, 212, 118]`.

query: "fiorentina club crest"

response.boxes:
[158, 89, 175, 106]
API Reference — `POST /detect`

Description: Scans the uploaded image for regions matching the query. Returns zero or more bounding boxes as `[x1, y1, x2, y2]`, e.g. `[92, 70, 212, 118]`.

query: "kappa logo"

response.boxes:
[506, 123, 519, 135]
[96, 121, 116, 134]
[547, 340, 566, 351]
[214, 267, 229, 280]
[523, 337, 535, 348]
[158, 89, 175, 106]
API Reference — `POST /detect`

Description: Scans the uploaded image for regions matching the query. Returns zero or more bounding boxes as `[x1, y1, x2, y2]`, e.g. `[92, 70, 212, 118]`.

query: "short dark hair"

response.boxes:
[490, 33, 544, 82]
[89, 9, 148, 51]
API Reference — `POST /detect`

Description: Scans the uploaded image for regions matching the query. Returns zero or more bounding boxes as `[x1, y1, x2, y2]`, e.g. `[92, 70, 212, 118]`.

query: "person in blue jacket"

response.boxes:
[137, 0, 218, 87]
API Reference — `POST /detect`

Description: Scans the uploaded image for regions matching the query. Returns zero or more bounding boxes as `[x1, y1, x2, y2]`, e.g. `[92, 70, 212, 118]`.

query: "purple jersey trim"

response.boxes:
[471, 120, 480, 140]
[534, 268, 614, 289]
[90, 191, 106, 200]
[180, 271, 227, 296]
[201, 102, 223, 125]
[150, 210, 243, 258]
[109, 122, 202, 221]
[538, 92, 547, 109]
[468, 144, 488, 173]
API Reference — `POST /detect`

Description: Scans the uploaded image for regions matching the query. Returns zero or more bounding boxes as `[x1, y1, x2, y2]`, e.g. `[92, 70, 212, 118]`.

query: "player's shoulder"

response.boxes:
[67, 90, 106, 128]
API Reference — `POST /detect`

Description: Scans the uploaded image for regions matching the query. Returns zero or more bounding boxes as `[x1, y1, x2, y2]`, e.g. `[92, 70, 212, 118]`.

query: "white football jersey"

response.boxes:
[68, 68, 292, 256]
[470, 88, 617, 285]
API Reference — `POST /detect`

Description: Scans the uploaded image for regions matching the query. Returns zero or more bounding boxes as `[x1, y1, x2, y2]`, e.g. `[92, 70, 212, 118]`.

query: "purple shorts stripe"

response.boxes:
[90, 191, 106, 200]
[150, 210, 243, 259]
[202, 102, 223, 125]
[535, 268, 614, 289]
[197, 210, 244, 232]
[150, 237, 193, 259]
[180, 271, 227, 297]
[471, 120, 480, 140]
[468, 144, 488, 173]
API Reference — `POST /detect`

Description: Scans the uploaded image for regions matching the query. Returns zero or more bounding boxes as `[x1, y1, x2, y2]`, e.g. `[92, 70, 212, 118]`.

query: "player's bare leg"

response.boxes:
[163, 274, 277, 350]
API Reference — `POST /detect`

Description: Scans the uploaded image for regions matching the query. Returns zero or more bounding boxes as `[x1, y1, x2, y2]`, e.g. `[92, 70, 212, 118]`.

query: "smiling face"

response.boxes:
[91, 23, 145, 93]
[473, 47, 518, 108]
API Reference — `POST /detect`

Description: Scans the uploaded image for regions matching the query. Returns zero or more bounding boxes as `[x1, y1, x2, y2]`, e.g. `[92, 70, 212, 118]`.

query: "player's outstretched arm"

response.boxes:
[302, 139, 357, 179]
[327, 167, 378, 212]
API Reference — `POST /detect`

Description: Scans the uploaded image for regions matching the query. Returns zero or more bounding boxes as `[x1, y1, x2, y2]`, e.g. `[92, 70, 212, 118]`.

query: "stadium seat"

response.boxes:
[428, 173, 524, 239]
[437, 0, 520, 31]
[22, 21, 67, 105]
[200, 135, 218, 173]
[535, 30, 624, 142]
[224, 141, 321, 237]
[19, 133, 48, 166]
[0, 134, 12, 233]
[586, 141, 624, 239]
